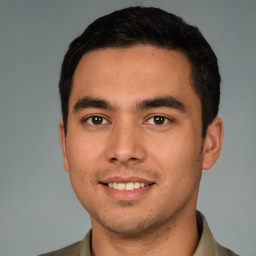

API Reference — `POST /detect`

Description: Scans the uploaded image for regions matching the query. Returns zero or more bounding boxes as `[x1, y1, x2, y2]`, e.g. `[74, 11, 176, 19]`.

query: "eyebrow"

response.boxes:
[136, 96, 186, 112]
[73, 95, 186, 113]
[73, 96, 115, 112]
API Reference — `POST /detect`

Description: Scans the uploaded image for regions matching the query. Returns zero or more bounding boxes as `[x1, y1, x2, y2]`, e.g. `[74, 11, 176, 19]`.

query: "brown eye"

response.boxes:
[154, 116, 166, 125]
[86, 116, 107, 125]
[147, 115, 170, 125]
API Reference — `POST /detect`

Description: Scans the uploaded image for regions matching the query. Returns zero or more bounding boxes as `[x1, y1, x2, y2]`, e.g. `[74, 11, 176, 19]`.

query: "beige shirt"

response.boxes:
[40, 212, 238, 256]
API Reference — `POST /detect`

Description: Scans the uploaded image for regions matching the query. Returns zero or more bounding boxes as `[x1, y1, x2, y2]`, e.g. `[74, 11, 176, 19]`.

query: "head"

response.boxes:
[59, 6, 220, 138]
[58, 7, 223, 237]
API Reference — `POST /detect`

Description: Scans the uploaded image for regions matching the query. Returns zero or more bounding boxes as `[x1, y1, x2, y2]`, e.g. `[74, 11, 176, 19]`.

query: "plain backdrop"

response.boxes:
[0, 1, 255, 255]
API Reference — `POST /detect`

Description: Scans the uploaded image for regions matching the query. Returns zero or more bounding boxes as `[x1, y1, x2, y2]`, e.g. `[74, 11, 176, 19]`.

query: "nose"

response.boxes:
[106, 121, 146, 165]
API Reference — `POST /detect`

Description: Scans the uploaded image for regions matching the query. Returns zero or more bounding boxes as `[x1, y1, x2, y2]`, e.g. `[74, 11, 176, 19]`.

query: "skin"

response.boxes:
[59, 45, 224, 256]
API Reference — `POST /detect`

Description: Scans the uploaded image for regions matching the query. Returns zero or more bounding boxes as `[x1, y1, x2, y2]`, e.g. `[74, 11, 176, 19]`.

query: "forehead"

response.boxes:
[71, 45, 198, 109]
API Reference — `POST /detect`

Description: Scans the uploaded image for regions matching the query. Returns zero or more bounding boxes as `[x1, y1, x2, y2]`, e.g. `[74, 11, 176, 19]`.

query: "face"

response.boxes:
[60, 45, 222, 235]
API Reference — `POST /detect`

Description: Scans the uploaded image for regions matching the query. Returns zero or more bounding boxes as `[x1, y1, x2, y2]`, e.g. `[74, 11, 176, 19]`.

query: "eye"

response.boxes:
[147, 115, 171, 125]
[84, 115, 108, 125]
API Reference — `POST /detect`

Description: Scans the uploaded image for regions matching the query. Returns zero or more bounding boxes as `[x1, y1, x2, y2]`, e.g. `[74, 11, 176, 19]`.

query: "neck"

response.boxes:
[91, 208, 199, 256]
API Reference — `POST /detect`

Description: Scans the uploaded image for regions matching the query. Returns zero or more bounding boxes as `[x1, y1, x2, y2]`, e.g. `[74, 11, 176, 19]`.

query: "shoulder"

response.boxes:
[195, 211, 238, 256]
[38, 230, 92, 256]
[38, 241, 81, 256]
[215, 241, 239, 256]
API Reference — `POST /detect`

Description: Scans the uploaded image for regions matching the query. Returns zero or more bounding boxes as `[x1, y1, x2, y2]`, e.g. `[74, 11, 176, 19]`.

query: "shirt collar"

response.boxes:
[193, 211, 220, 255]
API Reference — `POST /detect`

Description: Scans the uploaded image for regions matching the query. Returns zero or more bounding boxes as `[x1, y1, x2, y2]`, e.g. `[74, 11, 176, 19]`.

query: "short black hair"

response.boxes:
[59, 6, 220, 137]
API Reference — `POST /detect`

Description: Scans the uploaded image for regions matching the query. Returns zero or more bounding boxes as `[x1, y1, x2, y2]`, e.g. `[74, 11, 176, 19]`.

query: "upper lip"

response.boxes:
[100, 176, 155, 185]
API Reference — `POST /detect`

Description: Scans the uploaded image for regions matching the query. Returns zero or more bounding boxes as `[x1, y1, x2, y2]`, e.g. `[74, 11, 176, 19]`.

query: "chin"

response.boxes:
[93, 211, 169, 236]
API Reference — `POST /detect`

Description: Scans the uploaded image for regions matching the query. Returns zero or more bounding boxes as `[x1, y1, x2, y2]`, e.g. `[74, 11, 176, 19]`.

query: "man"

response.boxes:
[41, 6, 237, 256]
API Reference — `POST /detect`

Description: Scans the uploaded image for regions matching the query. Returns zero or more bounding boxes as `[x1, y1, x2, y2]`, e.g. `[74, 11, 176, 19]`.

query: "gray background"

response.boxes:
[0, 0, 255, 255]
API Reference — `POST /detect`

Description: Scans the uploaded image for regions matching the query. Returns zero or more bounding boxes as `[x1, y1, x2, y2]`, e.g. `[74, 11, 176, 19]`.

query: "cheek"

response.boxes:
[150, 133, 203, 200]
[147, 131, 198, 167]
[66, 130, 105, 167]
[65, 133, 101, 193]
[146, 129, 203, 187]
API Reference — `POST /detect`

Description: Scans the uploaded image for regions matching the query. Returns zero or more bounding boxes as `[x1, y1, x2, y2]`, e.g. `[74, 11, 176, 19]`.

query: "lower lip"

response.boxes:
[101, 184, 154, 201]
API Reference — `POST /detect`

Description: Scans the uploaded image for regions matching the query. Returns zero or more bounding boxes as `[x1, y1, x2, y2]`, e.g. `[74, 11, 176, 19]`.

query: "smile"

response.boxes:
[100, 177, 155, 200]
[108, 182, 149, 191]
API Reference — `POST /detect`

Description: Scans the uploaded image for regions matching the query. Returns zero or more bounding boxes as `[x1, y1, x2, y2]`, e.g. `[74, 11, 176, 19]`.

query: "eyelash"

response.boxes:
[82, 115, 109, 125]
[82, 114, 174, 126]
[146, 115, 174, 125]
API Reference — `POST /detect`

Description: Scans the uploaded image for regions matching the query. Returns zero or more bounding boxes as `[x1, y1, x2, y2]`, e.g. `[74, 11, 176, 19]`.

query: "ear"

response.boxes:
[202, 117, 224, 170]
[59, 121, 70, 172]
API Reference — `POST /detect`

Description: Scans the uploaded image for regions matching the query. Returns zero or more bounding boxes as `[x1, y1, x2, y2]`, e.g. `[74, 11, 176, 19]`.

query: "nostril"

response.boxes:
[110, 156, 138, 164]
[110, 157, 118, 163]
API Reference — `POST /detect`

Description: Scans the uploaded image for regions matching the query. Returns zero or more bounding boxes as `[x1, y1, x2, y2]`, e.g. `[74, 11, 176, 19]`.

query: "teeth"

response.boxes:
[108, 182, 148, 191]
[134, 182, 140, 189]
[126, 182, 134, 191]
[118, 183, 125, 190]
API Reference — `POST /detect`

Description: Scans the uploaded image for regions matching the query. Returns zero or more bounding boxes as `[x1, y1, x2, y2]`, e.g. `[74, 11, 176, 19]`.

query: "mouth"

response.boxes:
[101, 181, 153, 191]
[99, 177, 155, 201]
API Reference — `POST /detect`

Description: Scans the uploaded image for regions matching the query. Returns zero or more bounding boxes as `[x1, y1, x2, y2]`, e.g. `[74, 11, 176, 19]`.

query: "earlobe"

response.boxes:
[59, 121, 70, 172]
[202, 117, 224, 170]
